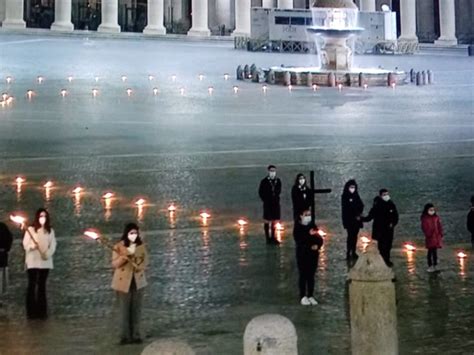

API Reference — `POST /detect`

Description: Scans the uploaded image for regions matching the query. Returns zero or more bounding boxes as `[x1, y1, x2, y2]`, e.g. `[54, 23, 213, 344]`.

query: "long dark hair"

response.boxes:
[342, 179, 358, 196]
[120, 222, 143, 247]
[294, 173, 307, 188]
[33, 208, 51, 233]
[421, 203, 435, 218]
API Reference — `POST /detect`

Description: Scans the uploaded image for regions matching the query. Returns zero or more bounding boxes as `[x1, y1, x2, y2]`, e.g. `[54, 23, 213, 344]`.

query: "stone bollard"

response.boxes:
[284, 71, 291, 86]
[141, 338, 195, 355]
[290, 72, 299, 85]
[250, 63, 257, 78]
[348, 242, 398, 355]
[244, 314, 298, 355]
[387, 72, 396, 87]
[358, 73, 365, 87]
[427, 70, 434, 84]
[409, 69, 415, 83]
[236, 65, 244, 80]
[327, 72, 336, 87]
[244, 64, 251, 79]
[267, 69, 275, 84]
[416, 71, 422, 86]
[421, 70, 427, 85]
[306, 72, 313, 87]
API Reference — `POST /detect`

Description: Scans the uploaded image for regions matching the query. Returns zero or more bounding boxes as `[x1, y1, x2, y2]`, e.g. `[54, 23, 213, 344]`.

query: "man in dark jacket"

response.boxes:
[468, 195, 474, 249]
[341, 179, 364, 260]
[0, 221, 13, 305]
[258, 165, 282, 245]
[362, 189, 399, 266]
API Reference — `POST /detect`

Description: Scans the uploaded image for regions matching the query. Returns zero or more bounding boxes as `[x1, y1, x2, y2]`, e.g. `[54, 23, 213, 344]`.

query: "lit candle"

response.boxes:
[224, 73, 229, 80]
[135, 198, 146, 206]
[121, 75, 127, 82]
[457, 251, 467, 259]
[275, 222, 284, 231]
[94, 76, 100, 82]
[6, 76, 12, 84]
[391, 82, 396, 89]
[152, 87, 159, 96]
[360, 236, 371, 244]
[148, 75, 154, 81]
[171, 75, 177, 82]
[92, 89, 99, 97]
[262, 85, 268, 94]
[312, 84, 319, 91]
[126, 88, 133, 96]
[363, 84, 368, 90]
[10, 214, 26, 226]
[338, 83, 343, 91]
[26, 90, 34, 99]
[72, 186, 83, 194]
[237, 219, 248, 228]
[37, 76, 44, 84]
[168, 204, 177, 213]
[208, 86, 214, 95]
[102, 192, 114, 199]
[180, 88, 185, 96]
[43, 181, 53, 188]
[1, 93, 8, 100]
[200, 212, 211, 219]
[199, 74, 204, 81]
[67, 76, 73, 82]
[317, 229, 327, 237]
[15, 176, 25, 184]
[60, 89, 68, 97]
[233, 86, 239, 94]
[288, 85, 293, 92]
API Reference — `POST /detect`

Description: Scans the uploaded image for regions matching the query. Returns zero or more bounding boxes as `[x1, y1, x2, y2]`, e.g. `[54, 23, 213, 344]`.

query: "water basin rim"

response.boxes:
[267, 67, 404, 75]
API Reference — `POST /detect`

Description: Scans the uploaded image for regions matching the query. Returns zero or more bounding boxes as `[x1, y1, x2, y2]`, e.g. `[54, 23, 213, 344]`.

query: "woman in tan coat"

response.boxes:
[112, 223, 148, 344]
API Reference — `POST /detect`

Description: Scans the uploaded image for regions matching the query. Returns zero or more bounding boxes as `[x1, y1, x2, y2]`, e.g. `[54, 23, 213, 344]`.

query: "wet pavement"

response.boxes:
[0, 34, 473, 354]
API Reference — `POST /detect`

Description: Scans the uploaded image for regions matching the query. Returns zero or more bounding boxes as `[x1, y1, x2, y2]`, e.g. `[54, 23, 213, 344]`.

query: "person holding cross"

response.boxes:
[258, 165, 282, 245]
[22, 208, 57, 319]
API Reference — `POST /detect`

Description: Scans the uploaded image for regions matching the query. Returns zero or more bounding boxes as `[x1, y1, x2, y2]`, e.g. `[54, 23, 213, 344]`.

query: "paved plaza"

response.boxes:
[0, 34, 473, 354]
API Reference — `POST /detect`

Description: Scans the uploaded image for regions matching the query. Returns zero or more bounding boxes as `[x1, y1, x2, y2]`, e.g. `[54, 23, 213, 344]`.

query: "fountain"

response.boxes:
[239, 0, 407, 87]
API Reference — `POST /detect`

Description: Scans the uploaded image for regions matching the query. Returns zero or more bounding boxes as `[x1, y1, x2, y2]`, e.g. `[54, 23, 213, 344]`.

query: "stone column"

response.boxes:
[359, 0, 375, 12]
[262, 0, 274, 7]
[244, 314, 298, 354]
[51, 0, 74, 32]
[278, 0, 293, 9]
[98, 0, 120, 33]
[349, 242, 398, 355]
[2, 0, 26, 29]
[398, 0, 418, 42]
[144, 0, 166, 35]
[435, 0, 457, 45]
[232, 0, 251, 37]
[188, 0, 211, 36]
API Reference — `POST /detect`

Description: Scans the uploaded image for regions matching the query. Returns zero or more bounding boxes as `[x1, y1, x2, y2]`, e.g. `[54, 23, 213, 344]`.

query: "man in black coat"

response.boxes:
[258, 165, 282, 245]
[0, 221, 13, 305]
[467, 195, 474, 249]
[341, 179, 364, 260]
[362, 189, 399, 266]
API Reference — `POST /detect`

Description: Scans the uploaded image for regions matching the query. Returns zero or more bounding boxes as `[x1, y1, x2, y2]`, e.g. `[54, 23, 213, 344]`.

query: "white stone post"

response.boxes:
[278, 0, 293, 9]
[144, 0, 166, 35]
[434, 0, 457, 46]
[232, 0, 251, 37]
[2, 0, 26, 29]
[98, 0, 120, 33]
[398, 0, 418, 42]
[262, 0, 274, 8]
[188, 0, 210, 36]
[51, 0, 74, 32]
[243, 314, 298, 354]
[359, 0, 375, 12]
[349, 242, 398, 355]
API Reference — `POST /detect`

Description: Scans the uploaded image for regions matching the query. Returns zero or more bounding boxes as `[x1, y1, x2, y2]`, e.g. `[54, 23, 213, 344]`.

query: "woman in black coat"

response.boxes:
[341, 179, 364, 260]
[293, 209, 324, 306]
[291, 173, 312, 221]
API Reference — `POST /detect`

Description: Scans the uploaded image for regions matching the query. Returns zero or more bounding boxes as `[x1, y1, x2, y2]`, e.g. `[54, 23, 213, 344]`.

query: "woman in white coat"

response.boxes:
[22, 208, 57, 319]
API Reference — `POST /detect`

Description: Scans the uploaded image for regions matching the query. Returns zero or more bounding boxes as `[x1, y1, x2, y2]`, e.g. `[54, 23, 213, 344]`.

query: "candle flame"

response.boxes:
[15, 176, 25, 184]
[72, 187, 83, 194]
[199, 74, 204, 81]
[180, 88, 185, 96]
[121, 75, 127, 82]
[84, 230, 100, 240]
[312, 84, 319, 91]
[262, 85, 268, 93]
[360, 236, 371, 244]
[457, 251, 467, 258]
[404, 243, 416, 252]
[233, 86, 239, 94]
[6, 76, 12, 84]
[92, 89, 99, 97]
[44, 181, 53, 188]
[135, 198, 146, 206]
[363, 84, 368, 90]
[37, 76, 44, 84]
[126, 88, 133, 96]
[200, 212, 211, 219]
[168, 204, 177, 212]
[224, 73, 229, 80]
[317, 229, 327, 237]
[148, 75, 154, 81]
[153, 87, 159, 95]
[94, 76, 100, 82]
[275, 222, 284, 231]
[237, 219, 248, 227]
[60, 89, 68, 97]
[102, 192, 114, 199]
[26, 90, 34, 98]
[288, 85, 293, 91]
[67, 76, 73, 82]
[10, 214, 26, 225]
[208, 86, 214, 95]
[338, 83, 343, 91]
[171, 75, 177, 82]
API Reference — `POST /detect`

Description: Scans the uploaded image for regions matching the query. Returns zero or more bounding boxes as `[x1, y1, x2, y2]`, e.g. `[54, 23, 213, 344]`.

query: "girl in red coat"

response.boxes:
[421, 203, 443, 273]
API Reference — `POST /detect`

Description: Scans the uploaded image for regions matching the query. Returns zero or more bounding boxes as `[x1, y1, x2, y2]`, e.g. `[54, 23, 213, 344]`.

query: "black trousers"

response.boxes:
[377, 235, 394, 266]
[296, 250, 318, 299]
[26, 268, 49, 319]
[427, 248, 438, 267]
[346, 227, 360, 257]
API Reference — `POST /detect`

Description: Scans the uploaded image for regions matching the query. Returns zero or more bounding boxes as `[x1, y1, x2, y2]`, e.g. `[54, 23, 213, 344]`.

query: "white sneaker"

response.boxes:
[300, 297, 311, 306]
[427, 266, 435, 273]
[308, 297, 319, 306]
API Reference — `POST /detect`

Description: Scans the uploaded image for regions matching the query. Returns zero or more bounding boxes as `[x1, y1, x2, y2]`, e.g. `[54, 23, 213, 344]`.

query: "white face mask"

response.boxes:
[269, 171, 276, 179]
[128, 232, 138, 243]
[39, 217, 47, 226]
[349, 187, 356, 194]
[428, 210, 435, 216]
[301, 216, 312, 225]
[299, 179, 305, 186]
[382, 195, 391, 202]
